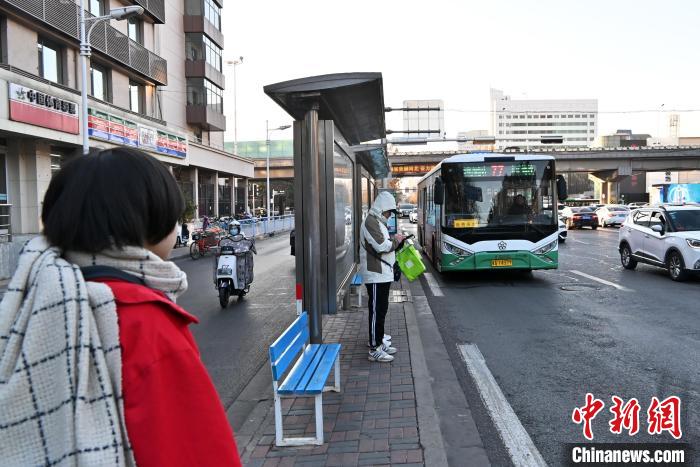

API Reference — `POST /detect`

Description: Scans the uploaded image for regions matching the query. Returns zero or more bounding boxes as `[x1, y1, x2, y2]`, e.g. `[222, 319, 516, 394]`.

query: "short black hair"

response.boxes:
[42, 148, 184, 253]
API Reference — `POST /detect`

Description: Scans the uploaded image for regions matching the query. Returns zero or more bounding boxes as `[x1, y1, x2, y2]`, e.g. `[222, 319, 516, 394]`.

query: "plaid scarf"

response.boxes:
[0, 237, 187, 466]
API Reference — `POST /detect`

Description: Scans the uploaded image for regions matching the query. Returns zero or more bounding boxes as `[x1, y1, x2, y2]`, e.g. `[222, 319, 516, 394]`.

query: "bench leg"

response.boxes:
[314, 393, 324, 445]
[323, 356, 341, 393]
[274, 389, 284, 447]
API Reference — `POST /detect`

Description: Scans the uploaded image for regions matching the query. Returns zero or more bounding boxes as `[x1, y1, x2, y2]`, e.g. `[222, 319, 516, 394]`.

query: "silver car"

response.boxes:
[595, 205, 630, 227]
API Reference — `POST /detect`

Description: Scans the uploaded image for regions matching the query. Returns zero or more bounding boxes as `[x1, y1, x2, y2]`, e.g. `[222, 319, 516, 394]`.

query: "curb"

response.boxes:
[402, 277, 450, 467]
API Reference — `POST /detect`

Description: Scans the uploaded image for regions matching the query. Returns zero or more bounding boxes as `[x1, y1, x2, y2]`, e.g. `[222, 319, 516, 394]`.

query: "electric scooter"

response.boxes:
[214, 225, 256, 308]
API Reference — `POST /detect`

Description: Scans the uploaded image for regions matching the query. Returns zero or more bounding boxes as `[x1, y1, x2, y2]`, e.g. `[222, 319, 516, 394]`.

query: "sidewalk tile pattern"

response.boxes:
[243, 289, 424, 466]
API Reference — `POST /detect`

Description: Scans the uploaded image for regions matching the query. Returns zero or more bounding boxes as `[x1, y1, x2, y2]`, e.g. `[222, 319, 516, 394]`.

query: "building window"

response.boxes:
[90, 63, 110, 102]
[38, 37, 63, 84]
[129, 81, 145, 113]
[589, 114, 595, 118]
[88, 0, 105, 16]
[203, 35, 222, 72]
[0, 153, 7, 203]
[546, 115, 553, 118]
[574, 114, 581, 118]
[204, 0, 221, 31]
[128, 17, 143, 44]
[205, 79, 223, 113]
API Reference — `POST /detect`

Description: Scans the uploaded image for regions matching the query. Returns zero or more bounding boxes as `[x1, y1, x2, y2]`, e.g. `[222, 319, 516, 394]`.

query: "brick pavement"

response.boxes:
[240, 284, 425, 467]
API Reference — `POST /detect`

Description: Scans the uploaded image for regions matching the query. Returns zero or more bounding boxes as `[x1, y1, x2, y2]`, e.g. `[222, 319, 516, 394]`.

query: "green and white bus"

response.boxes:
[417, 154, 567, 272]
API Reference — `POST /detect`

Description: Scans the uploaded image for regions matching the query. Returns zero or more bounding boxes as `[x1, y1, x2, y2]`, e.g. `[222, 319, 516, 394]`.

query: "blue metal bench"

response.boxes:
[269, 312, 341, 446]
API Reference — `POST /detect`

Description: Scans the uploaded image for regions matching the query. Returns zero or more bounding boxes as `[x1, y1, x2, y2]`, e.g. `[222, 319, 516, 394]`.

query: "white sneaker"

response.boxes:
[381, 343, 397, 355]
[367, 336, 392, 348]
[368, 348, 394, 362]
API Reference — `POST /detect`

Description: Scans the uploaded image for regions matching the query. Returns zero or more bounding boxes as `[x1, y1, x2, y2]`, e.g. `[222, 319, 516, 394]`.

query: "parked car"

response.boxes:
[558, 218, 567, 243]
[561, 206, 599, 230]
[398, 203, 415, 218]
[619, 204, 700, 281]
[409, 209, 418, 224]
[595, 205, 630, 227]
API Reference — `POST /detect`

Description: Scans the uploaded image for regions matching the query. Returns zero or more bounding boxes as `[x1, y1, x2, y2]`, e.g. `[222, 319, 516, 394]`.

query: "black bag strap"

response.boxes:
[80, 265, 146, 286]
[362, 241, 394, 268]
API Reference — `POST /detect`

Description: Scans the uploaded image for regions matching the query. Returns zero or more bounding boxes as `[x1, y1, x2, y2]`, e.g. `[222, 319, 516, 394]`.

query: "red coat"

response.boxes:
[95, 278, 242, 467]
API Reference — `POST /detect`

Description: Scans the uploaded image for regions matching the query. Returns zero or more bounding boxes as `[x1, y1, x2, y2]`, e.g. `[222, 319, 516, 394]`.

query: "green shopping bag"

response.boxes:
[396, 242, 426, 281]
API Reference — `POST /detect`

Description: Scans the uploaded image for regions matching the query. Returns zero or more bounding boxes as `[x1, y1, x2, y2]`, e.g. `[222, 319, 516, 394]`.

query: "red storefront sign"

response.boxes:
[8, 83, 79, 134]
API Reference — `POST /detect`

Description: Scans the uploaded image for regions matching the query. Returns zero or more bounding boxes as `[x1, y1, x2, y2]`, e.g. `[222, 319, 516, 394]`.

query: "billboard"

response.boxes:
[9, 83, 79, 134]
[402, 99, 444, 139]
[88, 108, 187, 158]
[661, 184, 700, 204]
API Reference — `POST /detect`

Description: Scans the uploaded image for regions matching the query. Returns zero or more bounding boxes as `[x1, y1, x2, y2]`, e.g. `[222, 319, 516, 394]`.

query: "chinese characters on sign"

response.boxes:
[88, 108, 187, 158]
[392, 164, 435, 175]
[8, 83, 79, 134]
[572, 394, 682, 440]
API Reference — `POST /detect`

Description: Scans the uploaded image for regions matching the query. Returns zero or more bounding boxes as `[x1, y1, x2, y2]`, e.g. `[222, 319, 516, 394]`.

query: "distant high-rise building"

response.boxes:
[669, 114, 680, 138]
[490, 89, 598, 150]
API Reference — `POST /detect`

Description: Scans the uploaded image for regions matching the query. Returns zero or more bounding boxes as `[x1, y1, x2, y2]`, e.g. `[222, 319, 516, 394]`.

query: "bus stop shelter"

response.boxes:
[264, 73, 390, 343]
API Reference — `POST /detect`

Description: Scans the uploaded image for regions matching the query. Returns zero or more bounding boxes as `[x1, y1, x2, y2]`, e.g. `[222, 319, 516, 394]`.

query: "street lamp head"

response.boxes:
[109, 6, 144, 20]
[277, 125, 291, 131]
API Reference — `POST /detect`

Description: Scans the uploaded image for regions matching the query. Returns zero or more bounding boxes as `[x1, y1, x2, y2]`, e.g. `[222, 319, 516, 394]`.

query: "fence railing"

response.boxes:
[190, 214, 295, 238]
[238, 215, 295, 237]
[0, 204, 11, 243]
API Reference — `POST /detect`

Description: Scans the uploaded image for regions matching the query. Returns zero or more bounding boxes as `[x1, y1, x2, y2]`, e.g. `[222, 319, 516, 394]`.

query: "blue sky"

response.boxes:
[222, 0, 700, 143]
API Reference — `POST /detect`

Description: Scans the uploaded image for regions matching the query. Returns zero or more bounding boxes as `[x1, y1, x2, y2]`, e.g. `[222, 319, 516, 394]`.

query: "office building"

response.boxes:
[0, 0, 253, 278]
[490, 89, 598, 150]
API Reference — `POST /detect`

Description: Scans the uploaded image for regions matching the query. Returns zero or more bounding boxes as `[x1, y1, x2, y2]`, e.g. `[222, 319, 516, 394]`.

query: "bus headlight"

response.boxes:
[532, 239, 557, 255]
[443, 241, 473, 257]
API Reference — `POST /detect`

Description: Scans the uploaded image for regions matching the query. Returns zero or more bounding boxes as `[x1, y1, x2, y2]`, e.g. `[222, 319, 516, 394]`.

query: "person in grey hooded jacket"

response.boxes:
[359, 191, 404, 362]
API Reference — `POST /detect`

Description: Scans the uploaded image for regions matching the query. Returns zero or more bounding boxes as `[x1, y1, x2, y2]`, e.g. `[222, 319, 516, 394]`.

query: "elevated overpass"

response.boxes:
[388, 146, 700, 177]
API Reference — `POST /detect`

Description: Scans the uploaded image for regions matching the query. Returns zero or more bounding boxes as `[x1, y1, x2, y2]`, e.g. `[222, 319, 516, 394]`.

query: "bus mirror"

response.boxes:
[556, 175, 568, 201]
[434, 177, 444, 205]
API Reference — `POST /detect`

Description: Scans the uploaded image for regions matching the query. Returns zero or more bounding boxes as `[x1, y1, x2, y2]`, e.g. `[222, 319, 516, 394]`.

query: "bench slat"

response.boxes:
[269, 312, 308, 362]
[271, 332, 307, 381]
[305, 344, 341, 394]
[277, 344, 322, 394]
[292, 345, 329, 393]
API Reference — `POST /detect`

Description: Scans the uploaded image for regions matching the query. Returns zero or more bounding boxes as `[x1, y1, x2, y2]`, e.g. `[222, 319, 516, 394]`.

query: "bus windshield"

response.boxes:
[441, 160, 556, 238]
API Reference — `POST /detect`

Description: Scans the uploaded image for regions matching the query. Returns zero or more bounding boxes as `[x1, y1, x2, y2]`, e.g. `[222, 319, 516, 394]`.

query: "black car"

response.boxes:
[290, 229, 295, 256]
[562, 206, 599, 230]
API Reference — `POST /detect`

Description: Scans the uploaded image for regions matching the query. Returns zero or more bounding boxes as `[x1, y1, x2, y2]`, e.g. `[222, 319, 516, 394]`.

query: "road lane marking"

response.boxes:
[566, 238, 591, 245]
[570, 269, 632, 291]
[423, 272, 444, 297]
[458, 344, 547, 467]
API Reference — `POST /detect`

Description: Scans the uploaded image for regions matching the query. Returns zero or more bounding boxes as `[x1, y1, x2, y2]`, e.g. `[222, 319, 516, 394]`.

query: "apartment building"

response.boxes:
[0, 0, 254, 276]
[490, 88, 598, 150]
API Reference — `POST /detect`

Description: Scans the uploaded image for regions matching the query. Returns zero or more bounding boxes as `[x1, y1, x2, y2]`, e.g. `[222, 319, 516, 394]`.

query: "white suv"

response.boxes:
[619, 205, 700, 281]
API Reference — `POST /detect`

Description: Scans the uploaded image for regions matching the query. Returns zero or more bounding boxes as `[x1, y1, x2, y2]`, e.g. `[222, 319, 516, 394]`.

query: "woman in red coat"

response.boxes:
[37, 148, 242, 466]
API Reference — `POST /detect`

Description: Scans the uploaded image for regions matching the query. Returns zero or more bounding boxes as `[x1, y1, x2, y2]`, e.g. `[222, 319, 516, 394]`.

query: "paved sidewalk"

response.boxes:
[239, 283, 427, 467]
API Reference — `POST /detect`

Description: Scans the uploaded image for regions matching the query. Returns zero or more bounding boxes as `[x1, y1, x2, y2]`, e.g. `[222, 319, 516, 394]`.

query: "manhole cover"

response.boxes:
[560, 283, 601, 292]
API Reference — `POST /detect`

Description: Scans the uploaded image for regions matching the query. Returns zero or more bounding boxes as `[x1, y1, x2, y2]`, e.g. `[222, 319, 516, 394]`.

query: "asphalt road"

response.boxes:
[404, 220, 700, 465]
[174, 233, 296, 410]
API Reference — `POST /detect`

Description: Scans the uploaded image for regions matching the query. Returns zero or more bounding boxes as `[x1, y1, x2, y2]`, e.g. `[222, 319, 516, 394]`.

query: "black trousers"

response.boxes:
[367, 282, 391, 348]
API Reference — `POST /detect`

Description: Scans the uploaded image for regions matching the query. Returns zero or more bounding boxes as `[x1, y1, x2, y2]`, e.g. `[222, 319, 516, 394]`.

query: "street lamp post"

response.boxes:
[79, 4, 143, 155]
[224, 57, 243, 154]
[266, 121, 291, 233]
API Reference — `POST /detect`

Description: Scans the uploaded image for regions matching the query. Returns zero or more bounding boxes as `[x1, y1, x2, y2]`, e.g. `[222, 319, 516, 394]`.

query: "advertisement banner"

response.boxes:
[9, 83, 79, 134]
[662, 184, 700, 204]
[88, 108, 186, 158]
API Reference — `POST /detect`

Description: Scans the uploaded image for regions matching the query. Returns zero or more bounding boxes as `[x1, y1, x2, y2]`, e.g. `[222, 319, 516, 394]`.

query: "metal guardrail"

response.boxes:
[0, 204, 11, 243]
[2, 0, 167, 85]
[238, 214, 295, 237]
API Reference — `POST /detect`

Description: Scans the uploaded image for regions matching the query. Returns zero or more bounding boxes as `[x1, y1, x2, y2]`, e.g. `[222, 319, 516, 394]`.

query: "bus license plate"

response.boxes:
[492, 259, 513, 267]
